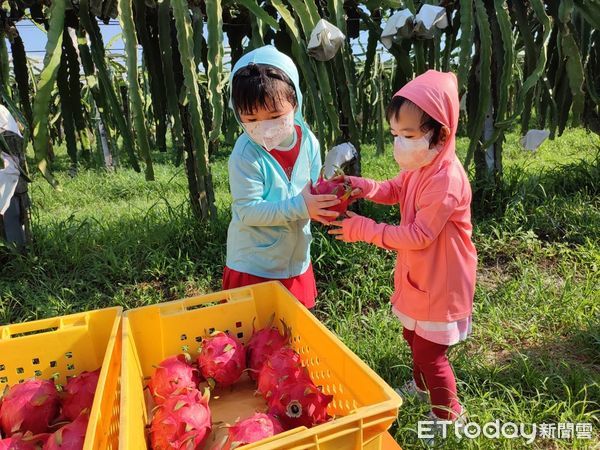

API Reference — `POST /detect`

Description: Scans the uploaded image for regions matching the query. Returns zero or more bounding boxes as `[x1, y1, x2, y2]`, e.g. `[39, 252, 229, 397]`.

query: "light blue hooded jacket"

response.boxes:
[226, 45, 322, 278]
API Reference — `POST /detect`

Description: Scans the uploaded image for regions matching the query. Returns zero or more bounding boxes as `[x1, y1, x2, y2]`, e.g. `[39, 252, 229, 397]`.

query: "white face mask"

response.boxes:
[242, 111, 295, 151]
[393, 131, 438, 170]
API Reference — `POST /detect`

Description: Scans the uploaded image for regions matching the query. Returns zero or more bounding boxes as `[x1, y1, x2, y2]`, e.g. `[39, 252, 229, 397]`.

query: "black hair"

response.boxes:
[232, 63, 297, 115]
[386, 96, 443, 146]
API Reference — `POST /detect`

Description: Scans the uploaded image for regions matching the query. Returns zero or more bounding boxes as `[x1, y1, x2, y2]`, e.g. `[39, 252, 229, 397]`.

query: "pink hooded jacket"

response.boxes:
[342, 70, 477, 322]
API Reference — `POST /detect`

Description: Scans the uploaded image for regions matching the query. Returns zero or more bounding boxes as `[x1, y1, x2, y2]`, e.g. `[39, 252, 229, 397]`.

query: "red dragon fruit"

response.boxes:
[0, 380, 60, 436]
[197, 332, 245, 388]
[148, 355, 200, 404]
[60, 369, 100, 421]
[221, 413, 283, 450]
[0, 432, 49, 450]
[150, 389, 211, 450]
[257, 348, 311, 403]
[268, 379, 333, 430]
[310, 170, 354, 222]
[246, 318, 291, 382]
[42, 413, 88, 450]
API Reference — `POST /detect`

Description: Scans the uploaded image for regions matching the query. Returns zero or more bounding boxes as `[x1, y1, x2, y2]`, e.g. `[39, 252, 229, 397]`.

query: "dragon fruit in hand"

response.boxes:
[150, 389, 211, 450]
[310, 170, 354, 222]
[246, 318, 291, 382]
[221, 413, 283, 450]
[257, 348, 311, 403]
[148, 355, 200, 404]
[197, 332, 245, 388]
[61, 369, 100, 421]
[0, 432, 49, 450]
[268, 379, 333, 430]
[0, 380, 60, 436]
[43, 413, 88, 450]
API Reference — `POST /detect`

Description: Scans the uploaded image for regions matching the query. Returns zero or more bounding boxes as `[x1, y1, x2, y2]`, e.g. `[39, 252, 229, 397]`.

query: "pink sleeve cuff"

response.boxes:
[342, 215, 387, 248]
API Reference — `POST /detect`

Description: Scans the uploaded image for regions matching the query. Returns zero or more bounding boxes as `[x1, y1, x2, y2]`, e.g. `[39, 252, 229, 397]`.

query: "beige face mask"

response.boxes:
[393, 130, 438, 170]
[243, 111, 295, 151]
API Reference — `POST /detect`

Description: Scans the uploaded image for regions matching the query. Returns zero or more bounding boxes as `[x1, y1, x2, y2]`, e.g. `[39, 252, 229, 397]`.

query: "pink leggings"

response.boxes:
[403, 327, 462, 420]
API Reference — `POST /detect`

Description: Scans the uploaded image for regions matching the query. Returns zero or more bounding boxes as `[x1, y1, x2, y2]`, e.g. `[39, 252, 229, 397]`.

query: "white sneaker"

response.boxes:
[421, 408, 468, 447]
[394, 379, 429, 403]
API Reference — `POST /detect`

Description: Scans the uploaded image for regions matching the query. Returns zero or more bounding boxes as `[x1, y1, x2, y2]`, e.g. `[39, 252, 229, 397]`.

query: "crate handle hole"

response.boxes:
[186, 300, 227, 312]
[11, 327, 58, 338]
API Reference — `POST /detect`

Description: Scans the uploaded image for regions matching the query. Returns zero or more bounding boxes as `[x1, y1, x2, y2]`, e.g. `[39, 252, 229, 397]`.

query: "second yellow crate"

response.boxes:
[120, 282, 401, 450]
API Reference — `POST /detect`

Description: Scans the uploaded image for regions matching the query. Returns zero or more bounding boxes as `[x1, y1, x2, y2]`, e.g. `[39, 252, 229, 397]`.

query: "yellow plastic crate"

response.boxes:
[0, 307, 122, 450]
[120, 282, 401, 450]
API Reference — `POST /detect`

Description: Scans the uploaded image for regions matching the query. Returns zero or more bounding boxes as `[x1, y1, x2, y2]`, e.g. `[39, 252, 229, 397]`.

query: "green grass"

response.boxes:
[1, 129, 599, 448]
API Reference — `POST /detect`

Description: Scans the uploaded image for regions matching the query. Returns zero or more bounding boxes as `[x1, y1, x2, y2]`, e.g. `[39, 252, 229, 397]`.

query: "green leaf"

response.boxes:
[31, 0, 66, 188]
[206, 0, 224, 143]
[464, 0, 492, 169]
[236, 0, 279, 30]
[117, 0, 154, 180]
[172, 0, 215, 218]
[78, 2, 141, 173]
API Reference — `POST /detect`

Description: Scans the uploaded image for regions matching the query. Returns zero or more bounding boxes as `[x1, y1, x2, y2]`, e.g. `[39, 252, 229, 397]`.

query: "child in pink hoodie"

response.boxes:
[329, 70, 477, 422]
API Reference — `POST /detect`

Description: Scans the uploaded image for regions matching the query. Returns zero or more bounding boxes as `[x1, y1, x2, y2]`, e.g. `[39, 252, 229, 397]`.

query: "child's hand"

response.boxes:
[301, 183, 341, 224]
[331, 175, 362, 199]
[328, 211, 361, 241]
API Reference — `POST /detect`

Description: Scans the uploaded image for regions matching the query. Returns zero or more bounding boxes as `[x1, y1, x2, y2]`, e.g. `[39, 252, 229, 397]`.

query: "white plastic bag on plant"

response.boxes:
[323, 142, 358, 178]
[307, 19, 345, 61]
[414, 5, 448, 39]
[0, 105, 22, 137]
[520, 129, 550, 151]
[381, 9, 414, 49]
[0, 152, 20, 215]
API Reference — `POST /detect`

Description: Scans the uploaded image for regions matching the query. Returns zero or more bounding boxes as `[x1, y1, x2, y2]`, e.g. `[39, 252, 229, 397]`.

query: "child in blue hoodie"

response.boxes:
[222, 45, 340, 308]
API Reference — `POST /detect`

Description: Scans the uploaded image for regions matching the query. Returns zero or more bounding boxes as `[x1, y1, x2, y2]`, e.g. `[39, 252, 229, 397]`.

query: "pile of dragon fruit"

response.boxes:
[0, 369, 100, 450]
[148, 320, 333, 449]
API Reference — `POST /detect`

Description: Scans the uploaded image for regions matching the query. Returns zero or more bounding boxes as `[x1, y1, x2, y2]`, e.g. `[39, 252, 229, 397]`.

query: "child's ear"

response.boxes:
[439, 126, 451, 146]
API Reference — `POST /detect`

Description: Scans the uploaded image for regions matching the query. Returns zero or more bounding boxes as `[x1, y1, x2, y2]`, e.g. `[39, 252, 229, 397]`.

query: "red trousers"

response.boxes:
[403, 327, 462, 420]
